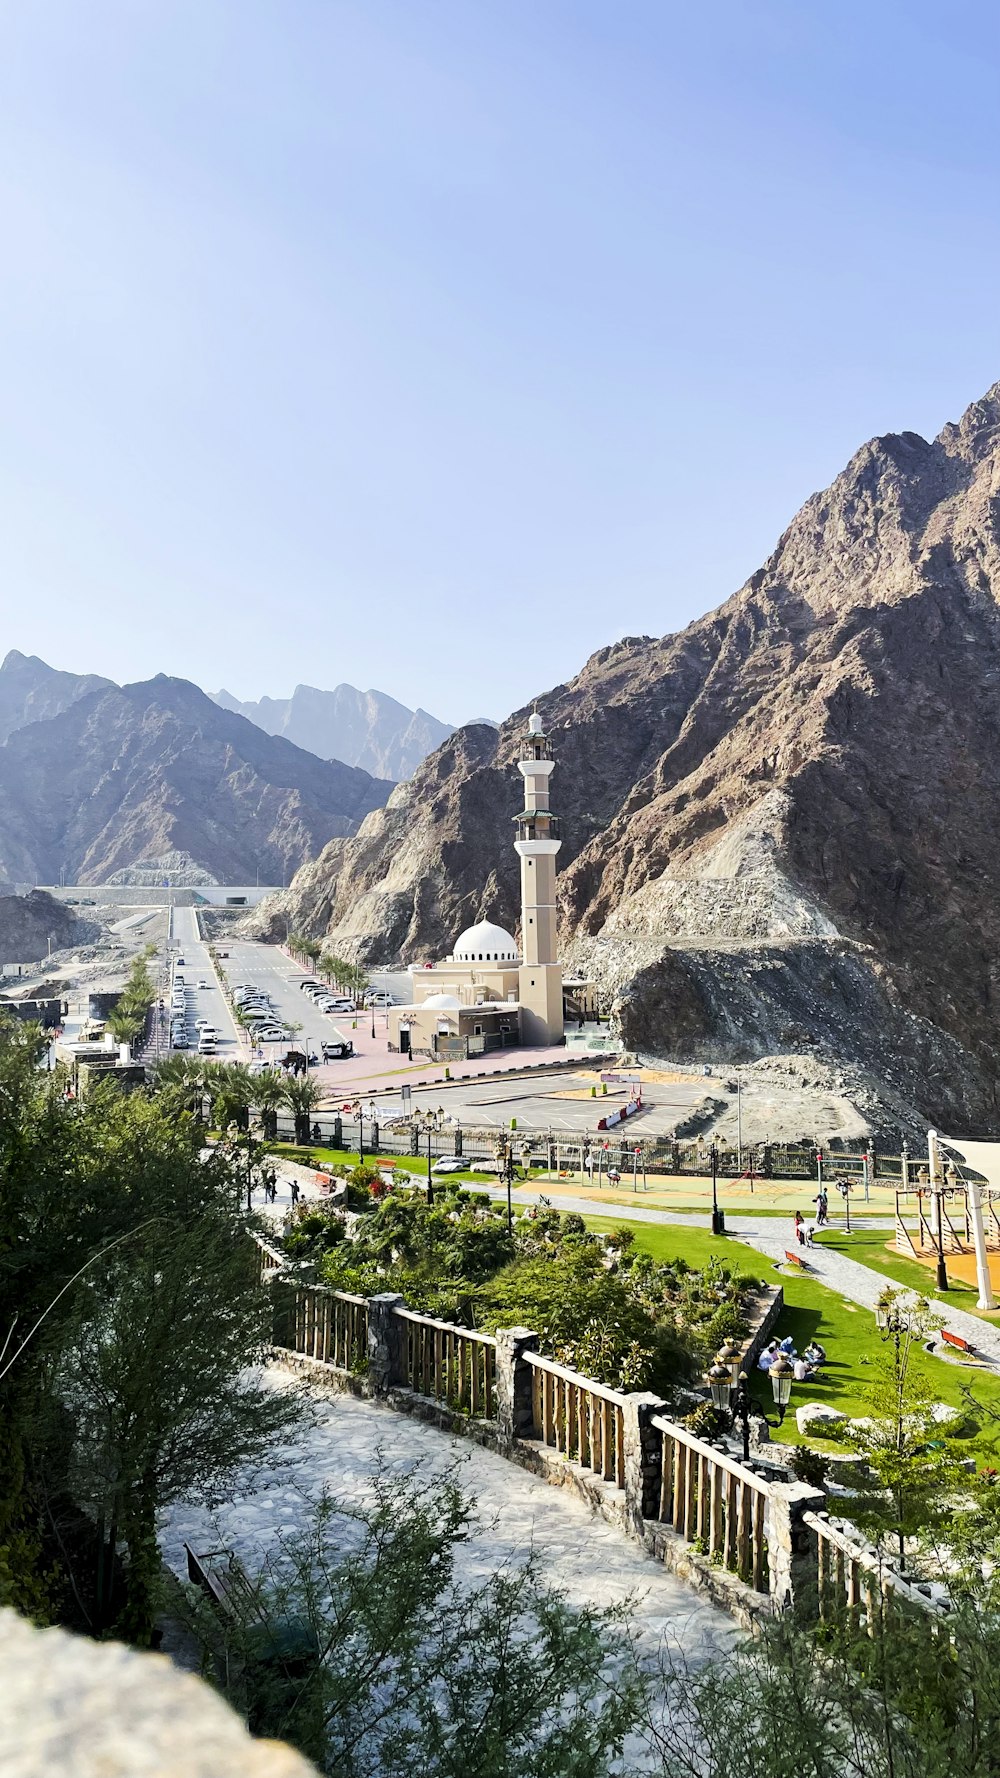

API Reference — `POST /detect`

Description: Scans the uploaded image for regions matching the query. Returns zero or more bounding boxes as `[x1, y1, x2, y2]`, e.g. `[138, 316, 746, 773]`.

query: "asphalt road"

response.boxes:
[164, 906, 241, 1061]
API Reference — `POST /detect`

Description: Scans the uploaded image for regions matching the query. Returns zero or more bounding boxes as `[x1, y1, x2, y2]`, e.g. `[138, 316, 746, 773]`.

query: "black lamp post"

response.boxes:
[426, 1123, 434, 1205]
[710, 1143, 725, 1235]
[707, 1354, 795, 1464]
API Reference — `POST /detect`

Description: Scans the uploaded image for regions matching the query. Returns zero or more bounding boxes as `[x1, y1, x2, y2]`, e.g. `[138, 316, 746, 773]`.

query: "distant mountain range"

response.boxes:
[210, 683, 456, 781]
[0, 653, 392, 885]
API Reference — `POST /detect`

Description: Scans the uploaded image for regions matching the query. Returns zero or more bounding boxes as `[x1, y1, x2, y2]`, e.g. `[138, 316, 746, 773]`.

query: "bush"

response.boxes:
[683, 1400, 730, 1440]
[790, 1443, 830, 1487]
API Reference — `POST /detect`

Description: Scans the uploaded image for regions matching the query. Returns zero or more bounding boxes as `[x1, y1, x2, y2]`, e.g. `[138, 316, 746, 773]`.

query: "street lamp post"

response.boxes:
[928, 1128, 949, 1294]
[710, 1143, 725, 1236]
[707, 1353, 795, 1464]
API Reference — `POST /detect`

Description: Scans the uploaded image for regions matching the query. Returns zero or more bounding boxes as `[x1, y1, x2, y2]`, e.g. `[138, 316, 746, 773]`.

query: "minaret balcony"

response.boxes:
[517, 754, 554, 778]
[514, 813, 560, 840]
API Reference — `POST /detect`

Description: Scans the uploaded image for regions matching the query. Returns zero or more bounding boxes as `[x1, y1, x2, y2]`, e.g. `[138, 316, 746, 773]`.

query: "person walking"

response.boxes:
[289, 1178, 300, 1206]
[794, 1209, 805, 1246]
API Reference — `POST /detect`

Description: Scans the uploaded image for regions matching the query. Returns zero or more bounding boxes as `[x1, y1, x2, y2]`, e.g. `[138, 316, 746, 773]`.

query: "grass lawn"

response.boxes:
[584, 1215, 1000, 1461]
[815, 1227, 999, 1320]
[266, 1141, 502, 1188]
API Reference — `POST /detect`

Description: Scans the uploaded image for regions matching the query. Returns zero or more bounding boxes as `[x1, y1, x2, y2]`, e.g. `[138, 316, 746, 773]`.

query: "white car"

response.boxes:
[197, 1038, 217, 1055]
[431, 1157, 466, 1174]
[198, 979, 209, 990]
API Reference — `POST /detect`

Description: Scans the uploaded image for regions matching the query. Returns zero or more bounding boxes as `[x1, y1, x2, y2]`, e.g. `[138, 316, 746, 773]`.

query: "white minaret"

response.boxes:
[514, 712, 564, 1045]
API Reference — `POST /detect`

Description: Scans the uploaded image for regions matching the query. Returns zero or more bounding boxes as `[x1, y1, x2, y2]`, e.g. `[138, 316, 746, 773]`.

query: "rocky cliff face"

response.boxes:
[211, 682, 454, 780]
[0, 650, 113, 744]
[0, 888, 97, 965]
[260, 383, 1000, 1130]
[0, 677, 392, 885]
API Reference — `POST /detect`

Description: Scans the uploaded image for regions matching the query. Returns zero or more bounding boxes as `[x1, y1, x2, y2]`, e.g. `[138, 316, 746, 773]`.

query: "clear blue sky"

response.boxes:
[0, 1, 998, 727]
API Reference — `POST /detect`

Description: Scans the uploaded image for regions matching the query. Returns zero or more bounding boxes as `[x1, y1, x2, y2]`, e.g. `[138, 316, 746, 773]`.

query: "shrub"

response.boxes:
[790, 1444, 830, 1487]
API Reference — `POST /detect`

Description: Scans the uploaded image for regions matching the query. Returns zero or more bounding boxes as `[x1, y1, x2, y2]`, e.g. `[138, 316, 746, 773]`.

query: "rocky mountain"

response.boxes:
[258, 380, 1000, 1131]
[0, 650, 113, 744]
[0, 676, 392, 886]
[0, 888, 97, 965]
[211, 682, 455, 780]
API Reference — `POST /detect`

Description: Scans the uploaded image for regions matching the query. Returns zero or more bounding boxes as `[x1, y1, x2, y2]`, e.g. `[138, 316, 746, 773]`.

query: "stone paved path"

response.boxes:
[162, 1380, 735, 1667]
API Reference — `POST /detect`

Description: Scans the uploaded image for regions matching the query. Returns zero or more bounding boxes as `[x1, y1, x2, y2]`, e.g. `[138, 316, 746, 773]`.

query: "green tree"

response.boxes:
[251, 1070, 286, 1141]
[106, 953, 156, 1046]
[283, 1074, 325, 1145]
[834, 1290, 974, 1571]
[0, 1040, 302, 1639]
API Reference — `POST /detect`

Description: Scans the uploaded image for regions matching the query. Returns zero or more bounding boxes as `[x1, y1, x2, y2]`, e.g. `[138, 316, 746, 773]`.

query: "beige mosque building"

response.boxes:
[387, 711, 568, 1060]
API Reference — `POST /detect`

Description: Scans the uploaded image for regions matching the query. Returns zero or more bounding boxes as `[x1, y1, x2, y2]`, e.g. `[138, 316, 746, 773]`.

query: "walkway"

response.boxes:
[162, 1379, 735, 1667]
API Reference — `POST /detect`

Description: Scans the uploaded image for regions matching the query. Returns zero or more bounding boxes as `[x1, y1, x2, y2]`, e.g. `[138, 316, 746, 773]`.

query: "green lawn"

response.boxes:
[815, 1226, 997, 1319]
[584, 1215, 1000, 1459]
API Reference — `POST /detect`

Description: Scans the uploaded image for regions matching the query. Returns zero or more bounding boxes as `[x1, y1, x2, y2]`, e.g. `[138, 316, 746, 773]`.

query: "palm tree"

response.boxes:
[149, 1055, 210, 1120]
[206, 1063, 253, 1134]
[282, 1075, 325, 1145]
[251, 1071, 286, 1142]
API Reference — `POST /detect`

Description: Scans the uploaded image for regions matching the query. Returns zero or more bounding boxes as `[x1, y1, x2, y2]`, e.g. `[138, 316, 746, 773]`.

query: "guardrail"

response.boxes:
[524, 1351, 626, 1488]
[394, 1307, 496, 1415]
[652, 1416, 773, 1592]
[803, 1510, 951, 1624]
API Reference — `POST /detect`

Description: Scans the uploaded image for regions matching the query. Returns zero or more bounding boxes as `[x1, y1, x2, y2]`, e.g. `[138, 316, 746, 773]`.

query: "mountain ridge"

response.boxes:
[256, 380, 1000, 1129]
[210, 681, 455, 779]
[0, 671, 393, 885]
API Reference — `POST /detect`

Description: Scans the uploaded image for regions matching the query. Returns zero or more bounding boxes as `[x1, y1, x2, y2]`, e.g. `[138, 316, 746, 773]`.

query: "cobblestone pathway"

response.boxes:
[163, 1381, 735, 1666]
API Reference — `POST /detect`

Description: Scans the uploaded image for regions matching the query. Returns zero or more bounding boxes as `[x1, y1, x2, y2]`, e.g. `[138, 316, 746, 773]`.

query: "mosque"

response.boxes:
[387, 710, 571, 1060]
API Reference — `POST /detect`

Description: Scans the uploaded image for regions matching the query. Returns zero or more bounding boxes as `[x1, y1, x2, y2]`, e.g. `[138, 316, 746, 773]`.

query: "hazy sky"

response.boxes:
[1, 1, 999, 725]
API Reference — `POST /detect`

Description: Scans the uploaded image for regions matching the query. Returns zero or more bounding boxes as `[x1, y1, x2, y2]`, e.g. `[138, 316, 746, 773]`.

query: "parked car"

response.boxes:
[431, 1157, 465, 1174]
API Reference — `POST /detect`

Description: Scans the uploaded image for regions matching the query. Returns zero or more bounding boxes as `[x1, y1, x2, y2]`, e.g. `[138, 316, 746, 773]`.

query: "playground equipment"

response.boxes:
[894, 1130, 998, 1310]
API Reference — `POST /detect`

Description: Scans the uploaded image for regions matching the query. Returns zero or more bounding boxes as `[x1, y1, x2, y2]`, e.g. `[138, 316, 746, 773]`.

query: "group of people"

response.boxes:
[793, 1189, 829, 1247]
[758, 1334, 827, 1382]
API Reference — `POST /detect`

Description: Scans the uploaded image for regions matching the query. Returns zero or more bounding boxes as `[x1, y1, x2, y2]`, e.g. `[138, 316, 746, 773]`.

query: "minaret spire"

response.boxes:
[514, 711, 564, 1045]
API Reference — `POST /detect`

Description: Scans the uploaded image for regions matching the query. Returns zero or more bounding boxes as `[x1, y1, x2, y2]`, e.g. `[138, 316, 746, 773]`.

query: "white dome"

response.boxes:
[423, 993, 461, 1009]
[453, 919, 519, 963]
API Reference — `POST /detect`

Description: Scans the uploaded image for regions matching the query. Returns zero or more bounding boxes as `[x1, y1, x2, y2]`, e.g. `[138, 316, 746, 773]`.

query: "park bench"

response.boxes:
[185, 1543, 254, 1619]
[940, 1328, 975, 1355]
[783, 1249, 807, 1268]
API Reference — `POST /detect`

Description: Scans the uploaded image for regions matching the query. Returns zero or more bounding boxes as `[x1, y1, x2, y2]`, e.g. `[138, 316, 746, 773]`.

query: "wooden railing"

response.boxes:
[394, 1308, 497, 1418]
[652, 1416, 773, 1592]
[804, 1511, 950, 1624]
[290, 1284, 369, 1371]
[252, 1238, 950, 1627]
[524, 1352, 627, 1489]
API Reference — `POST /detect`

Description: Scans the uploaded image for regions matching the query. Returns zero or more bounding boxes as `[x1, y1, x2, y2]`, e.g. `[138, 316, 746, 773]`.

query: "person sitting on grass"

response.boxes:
[758, 1340, 780, 1371]
[804, 1340, 827, 1367]
[793, 1355, 815, 1382]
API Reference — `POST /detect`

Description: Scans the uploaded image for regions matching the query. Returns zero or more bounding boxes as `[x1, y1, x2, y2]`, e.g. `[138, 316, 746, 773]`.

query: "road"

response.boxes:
[165, 906, 241, 1061]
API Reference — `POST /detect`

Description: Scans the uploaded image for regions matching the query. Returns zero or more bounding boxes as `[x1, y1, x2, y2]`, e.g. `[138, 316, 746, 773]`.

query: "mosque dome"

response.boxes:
[422, 993, 462, 1009]
[452, 919, 519, 963]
